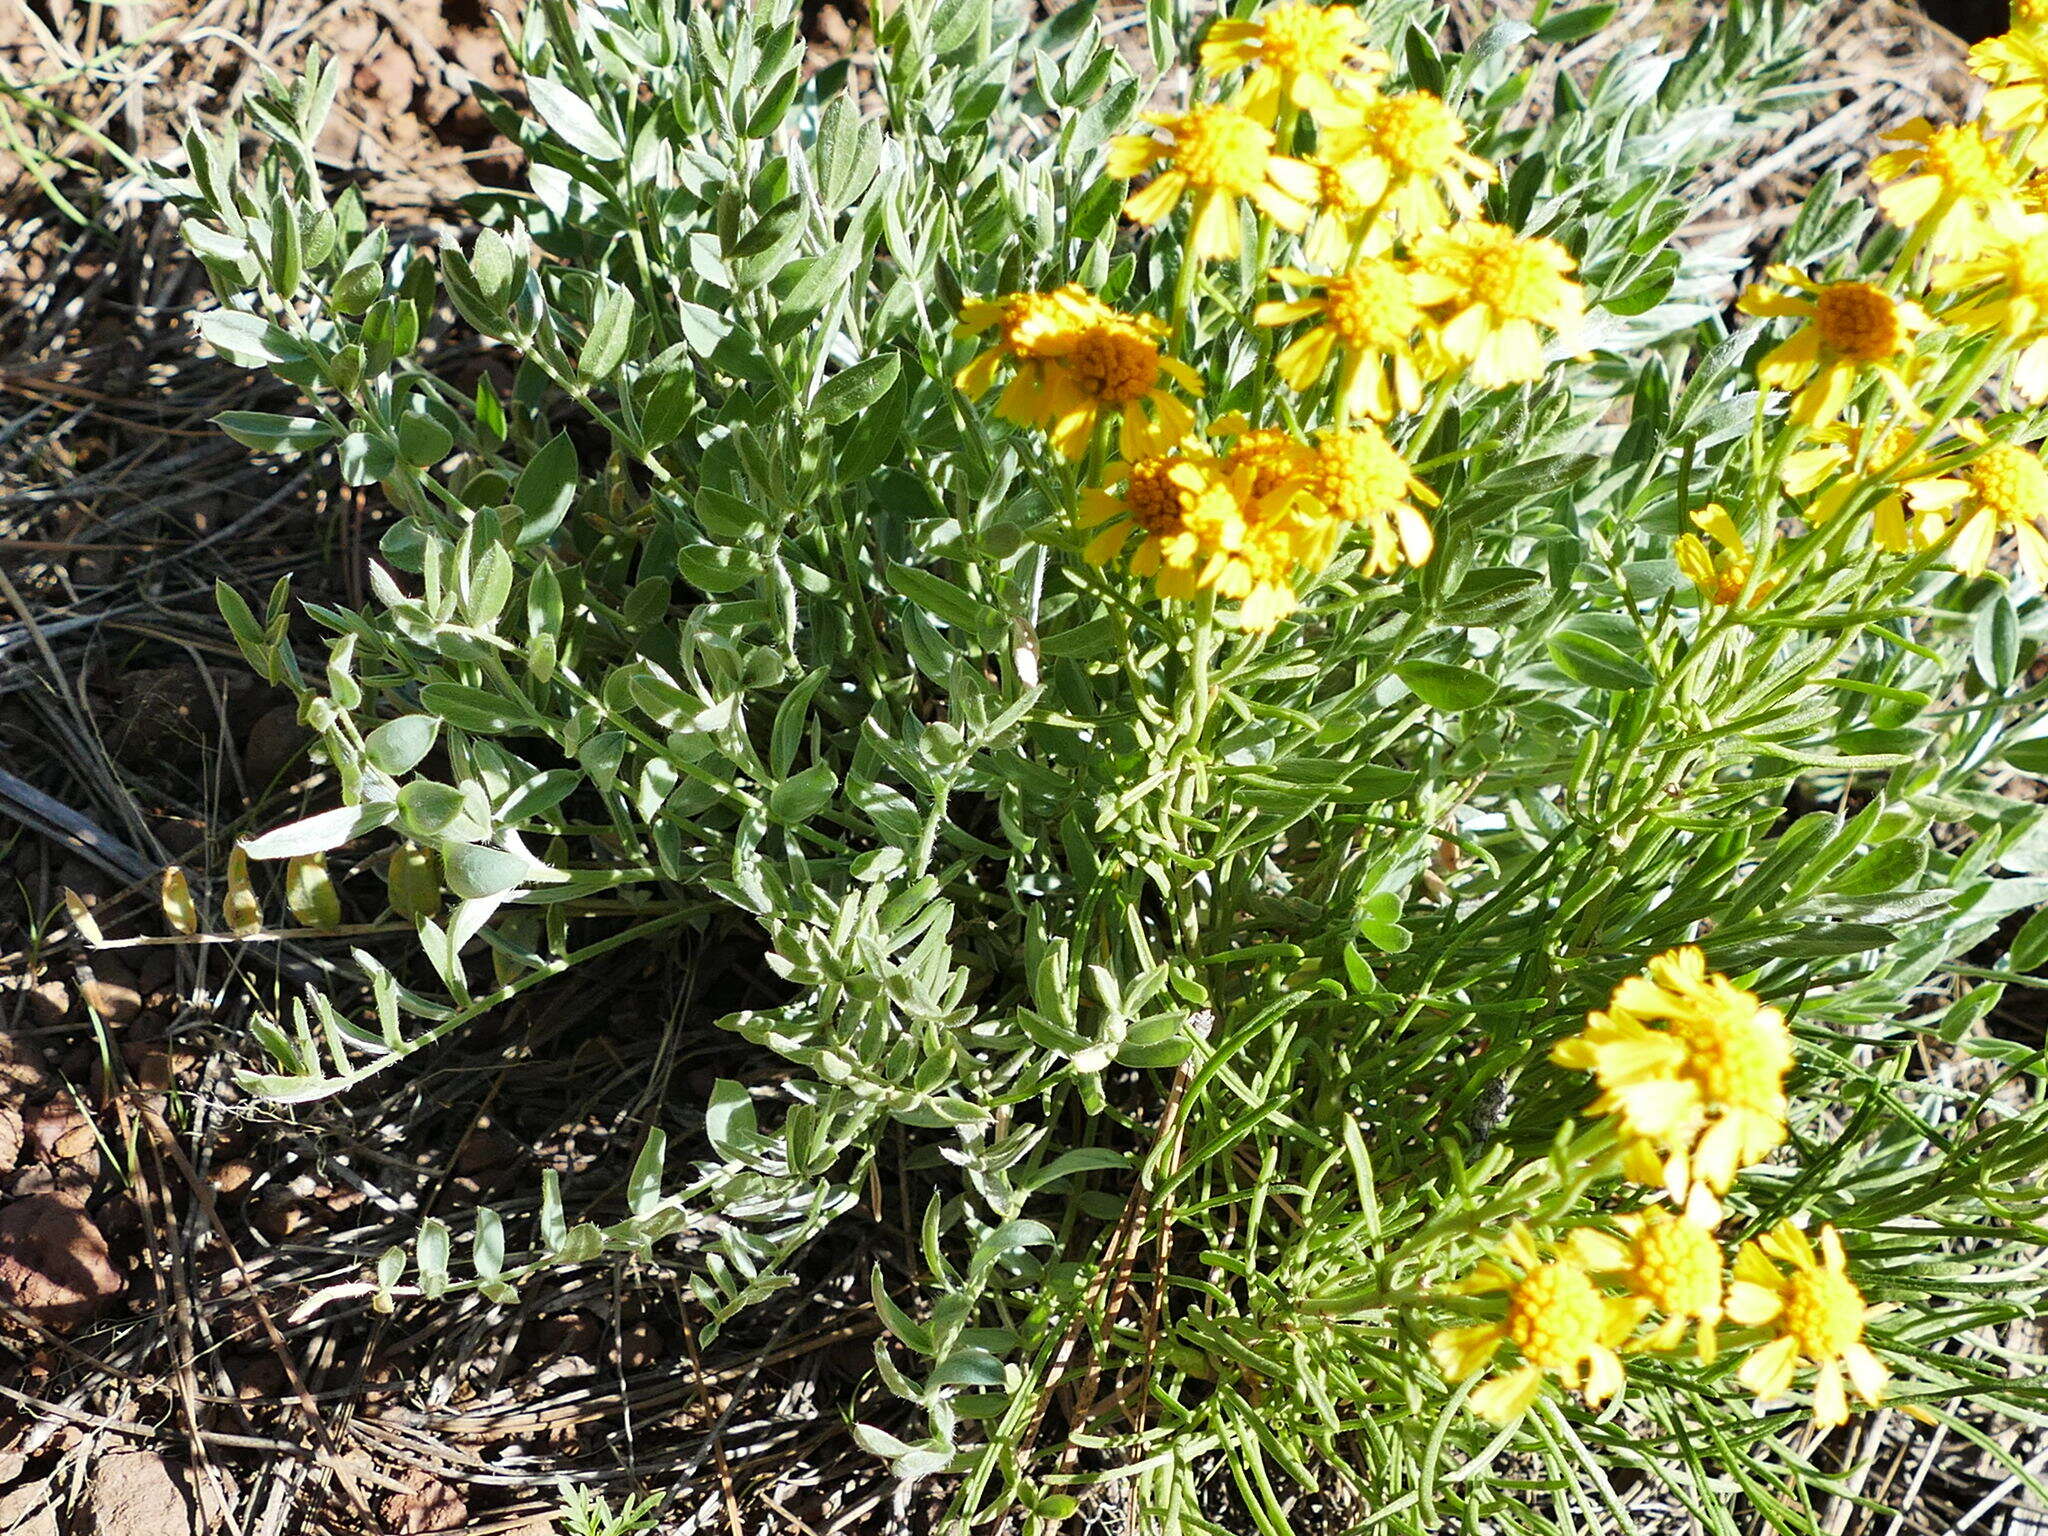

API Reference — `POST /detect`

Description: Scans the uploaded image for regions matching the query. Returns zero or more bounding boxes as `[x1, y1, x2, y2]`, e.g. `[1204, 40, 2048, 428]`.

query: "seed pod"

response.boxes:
[160, 866, 199, 935]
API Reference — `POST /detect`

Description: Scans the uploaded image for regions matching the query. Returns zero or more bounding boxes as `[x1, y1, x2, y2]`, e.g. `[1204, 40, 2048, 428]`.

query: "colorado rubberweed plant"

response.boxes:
[165, 0, 2048, 1529]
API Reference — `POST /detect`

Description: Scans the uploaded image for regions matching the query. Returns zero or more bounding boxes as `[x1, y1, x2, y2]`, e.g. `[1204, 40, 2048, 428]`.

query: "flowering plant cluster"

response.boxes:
[165, 0, 2048, 1528]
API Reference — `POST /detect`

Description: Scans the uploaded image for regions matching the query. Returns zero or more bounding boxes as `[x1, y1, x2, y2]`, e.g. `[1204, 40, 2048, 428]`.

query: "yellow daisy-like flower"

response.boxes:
[954, 285, 1112, 421]
[1868, 119, 2021, 259]
[1726, 1222, 1888, 1428]
[1971, 29, 2048, 146]
[1110, 105, 1317, 262]
[1320, 92, 1495, 235]
[1675, 503, 1774, 608]
[1302, 423, 1438, 574]
[1299, 152, 1392, 266]
[1551, 946, 1794, 1215]
[1079, 443, 1240, 599]
[1932, 219, 2048, 400]
[1048, 312, 1206, 462]
[1198, 1, 1391, 126]
[1256, 259, 1428, 419]
[1572, 1209, 1725, 1361]
[1781, 419, 1953, 554]
[1736, 267, 1931, 426]
[1431, 1223, 1639, 1423]
[1906, 422, 2048, 584]
[1409, 221, 1584, 389]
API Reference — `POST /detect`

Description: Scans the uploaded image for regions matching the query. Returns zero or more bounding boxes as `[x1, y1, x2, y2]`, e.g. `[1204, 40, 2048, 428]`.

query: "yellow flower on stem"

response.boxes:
[1675, 504, 1774, 607]
[1781, 419, 1953, 553]
[1726, 1222, 1888, 1428]
[1970, 29, 2048, 144]
[1198, 1, 1391, 126]
[1932, 219, 2048, 400]
[1255, 259, 1428, 419]
[1551, 946, 1794, 1219]
[1571, 1208, 1725, 1361]
[1049, 312, 1205, 461]
[1110, 105, 1317, 262]
[1302, 423, 1438, 574]
[1300, 152, 1391, 266]
[1430, 1223, 1639, 1423]
[1736, 267, 1930, 426]
[1868, 119, 2021, 259]
[1409, 221, 1584, 389]
[1319, 91, 1495, 235]
[953, 285, 1112, 418]
[1907, 422, 2048, 583]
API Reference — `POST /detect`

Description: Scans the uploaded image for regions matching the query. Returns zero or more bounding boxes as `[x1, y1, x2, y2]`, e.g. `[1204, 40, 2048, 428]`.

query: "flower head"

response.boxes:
[1303, 423, 1438, 573]
[1868, 119, 2021, 258]
[1551, 946, 1794, 1216]
[1737, 267, 1930, 426]
[1971, 29, 2048, 147]
[954, 285, 1111, 415]
[1111, 105, 1317, 261]
[1409, 222, 1584, 389]
[1726, 1223, 1887, 1427]
[1910, 422, 2048, 583]
[1572, 1209, 1725, 1361]
[1320, 91, 1495, 235]
[1675, 504, 1774, 608]
[1256, 259, 1428, 419]
[1782, 418, 1951, 555]
[1933, 220, 2048, 400]
[1199, 2, 1391, 125]
[1431, 1223, 1638, 1422]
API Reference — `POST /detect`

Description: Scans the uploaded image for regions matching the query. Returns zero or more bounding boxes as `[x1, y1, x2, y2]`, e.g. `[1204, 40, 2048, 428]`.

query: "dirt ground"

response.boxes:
[0, 1, 2038, 1534]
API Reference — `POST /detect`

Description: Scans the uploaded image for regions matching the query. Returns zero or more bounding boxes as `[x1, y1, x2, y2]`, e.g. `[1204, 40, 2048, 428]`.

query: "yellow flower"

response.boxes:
[1199, 2, 1391, 126]
[1302, 423, 1438, 574]
[1431, 1223, 1638, 1423]
[1868, 119, 2021, 258]
[1908, 422, 2048, 583]
[1050, 312, 1205, 461]
[1933, 218, 2048, 400]
[1319, 92, 1495, 235]
[1255, 259, 1428, 419]
[954, 285, 1112, 419]
[1971, 29, 2048, 146]
[1571, 1209, 1724, 1361]
[1409, 221, 1584, 389]
[1736, 267, 1930, 426]
[1300, 152, 1391, 266]
[1674, 504, 1773, 607]
[1551, 946, 1793, 1215]
[1726, 1222, 1888, 1428]
[1110, 105, 1317, 262]
[1781, 419, 1953, 553]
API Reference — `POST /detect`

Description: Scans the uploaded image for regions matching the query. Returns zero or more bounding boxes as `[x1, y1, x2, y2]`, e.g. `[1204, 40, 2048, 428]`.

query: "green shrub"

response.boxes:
[170, 0, 2048, 1528]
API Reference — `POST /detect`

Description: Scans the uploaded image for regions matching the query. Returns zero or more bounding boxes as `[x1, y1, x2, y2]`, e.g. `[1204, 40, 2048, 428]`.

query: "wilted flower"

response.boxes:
[1675, 504, 1773, 607]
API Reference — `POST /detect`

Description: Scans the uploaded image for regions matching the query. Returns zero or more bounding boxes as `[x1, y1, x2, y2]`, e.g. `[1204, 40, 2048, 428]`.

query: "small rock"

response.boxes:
[0, 1193, 124, 1330]
[0, 1029, 54, 1096]
[0, 1480, 59, 1536]
[80, 1451, 200, 1536]
[0, 1109, 22, 1176]
[249, 1188, 306, 1240]
[243, 702, 312, 790]
[29, 1094, 97, 1165]
[380, 1469, 467, 1534]
[209, 1159, 256, 1200]
[0, 977, 70, 1028]
[121, 1042, 175, 1094]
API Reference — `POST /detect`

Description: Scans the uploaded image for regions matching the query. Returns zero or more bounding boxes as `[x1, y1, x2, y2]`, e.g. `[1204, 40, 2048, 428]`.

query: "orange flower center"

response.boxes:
[1362, 92, 1465, 176]
[1167, 105, 1276, 197]
[1965, 442, 2048, 523]
[1506, 1262, 1605, 1370]
[1311, 425, 1412, 520]
[1631, 1218, 1722, 1318]
[1124, 455, 1197, 533]
[1666, 1008, 1789, 1114]
[1323, 262, 1419, 351]
[1227, 428, 1305, 501]
[1813, 283, 1907, 362]
[1251, 1, 1358, 75]
[1783, 1266, 1865, 1360]
[1066, 320, 1161, 404]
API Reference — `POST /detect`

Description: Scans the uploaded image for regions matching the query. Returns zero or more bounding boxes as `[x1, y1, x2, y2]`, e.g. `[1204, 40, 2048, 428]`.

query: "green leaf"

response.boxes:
[197, 308, 304, 367]
[769, 763, 838, 824]
[676, 544, 758, 593]
[813, 353, 901, 424]
[242, 802, 392, 860]
[2003, 737, 2048, 775]
[338, 432, 396, 487]
[443, 842, 531, 899]
[887, 564, 1001, 638]
[513, 431, 579, 545]
[396, 412, 453, 466]
[1973, 592, 2019, 688]
[215, 411, 334, 453]
[525, 76, 622, 160]
[364, 715, 440, 775]
[1395, 660, 1497, 713]
[579, 282, 636, 384]
[1549, 620, 1655, 690]
[420, 683, 531, 734]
